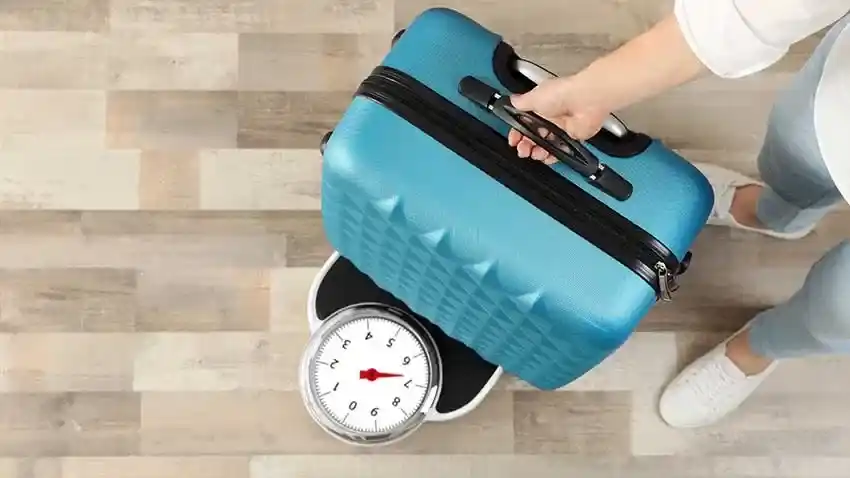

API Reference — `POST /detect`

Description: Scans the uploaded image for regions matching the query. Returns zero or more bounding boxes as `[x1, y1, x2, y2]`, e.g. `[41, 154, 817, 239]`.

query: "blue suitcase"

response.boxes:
[319, 7, 714, 390]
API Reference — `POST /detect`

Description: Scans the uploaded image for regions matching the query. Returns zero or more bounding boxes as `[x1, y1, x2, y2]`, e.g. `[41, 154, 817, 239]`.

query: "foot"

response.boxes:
[728, 184, 767, 230]
[658, 323, 778, 428]
[724, 328, 775, 376]
[692, 162, 814, 240]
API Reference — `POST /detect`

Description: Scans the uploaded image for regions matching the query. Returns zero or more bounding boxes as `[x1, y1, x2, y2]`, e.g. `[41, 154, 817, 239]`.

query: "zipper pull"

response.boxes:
[655, 262, 676, 302]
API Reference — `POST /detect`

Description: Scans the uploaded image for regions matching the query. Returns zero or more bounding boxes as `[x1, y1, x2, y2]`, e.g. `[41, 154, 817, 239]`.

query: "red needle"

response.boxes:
[359, 368, 403, 381]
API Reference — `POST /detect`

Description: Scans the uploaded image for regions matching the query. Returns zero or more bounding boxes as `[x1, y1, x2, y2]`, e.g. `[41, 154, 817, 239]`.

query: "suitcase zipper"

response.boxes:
[354, 66, 681, 300]
[654, 262, 674, 301]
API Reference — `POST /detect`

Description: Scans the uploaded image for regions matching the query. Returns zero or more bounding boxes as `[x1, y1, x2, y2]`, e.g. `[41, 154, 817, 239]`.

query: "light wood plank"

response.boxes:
[0, 234, 288, 269]
[0, 151, 139, 210]
[110, 0, 393, 33]
[0, 211, 82, 235]
[271, 211, 332, 267]
[633, 392, 850, 456]
[78, 211, 287, 235]
[199, 149, 321, 210]
[136, 268, 269, 332]
[250, 455, 476, 478]
[238, 33, 389, 91]
[473, 456, 850, 478]
[0, 0, 107, 32]
[394, 0, 666, 37]
[0, 334, 136, 392]
[251, 455, 850, 478]
[141, 391, 513, 454]
[269, 267, 321, 333]
[140, 391, 349, 455]
[0, 32, 106, 89]
[138, 151, 200, 210]
[132, 332, 304, 391]
[61, 457, 250, 478]
[108, 33, 238, 90]
[0, 90, 105, 150]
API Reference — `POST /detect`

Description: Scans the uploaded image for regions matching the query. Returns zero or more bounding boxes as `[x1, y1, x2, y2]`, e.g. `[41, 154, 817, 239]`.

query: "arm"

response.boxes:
[508, 11, 707, 143]
[570, 0, 850, 113]
[509, 0, 849, 150]
[569, 12, 706, 115]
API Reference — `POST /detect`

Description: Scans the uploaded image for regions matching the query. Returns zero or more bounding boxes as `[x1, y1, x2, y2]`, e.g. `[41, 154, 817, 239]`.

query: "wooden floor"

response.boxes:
[1, 0, 849, 477]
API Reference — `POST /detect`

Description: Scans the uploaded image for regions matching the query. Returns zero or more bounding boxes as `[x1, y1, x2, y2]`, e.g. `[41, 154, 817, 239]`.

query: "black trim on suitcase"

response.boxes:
[491, 41, 654, 159]
[491, 42, 536, 93]
[354, 66, 682, 299]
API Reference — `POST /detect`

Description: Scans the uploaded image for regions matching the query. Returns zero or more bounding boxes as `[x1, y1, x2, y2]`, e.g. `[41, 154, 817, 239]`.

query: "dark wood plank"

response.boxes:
[237, 92, 350, 149]
[0, 393, 140, 456]
[0, 269, 137, 332]
[513, 391, 632, 455]
[107, 91, 238, 149]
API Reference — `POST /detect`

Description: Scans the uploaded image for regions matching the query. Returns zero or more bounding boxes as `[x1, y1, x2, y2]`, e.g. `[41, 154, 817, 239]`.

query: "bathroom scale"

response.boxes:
[299, 251, 503, 446]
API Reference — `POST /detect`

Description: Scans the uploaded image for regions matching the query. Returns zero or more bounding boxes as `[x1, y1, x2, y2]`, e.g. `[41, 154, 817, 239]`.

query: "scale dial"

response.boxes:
[300, 303, 442, 446]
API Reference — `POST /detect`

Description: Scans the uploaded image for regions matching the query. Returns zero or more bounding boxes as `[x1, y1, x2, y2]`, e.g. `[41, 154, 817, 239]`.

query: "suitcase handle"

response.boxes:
[511, 58, 629, 139]
[460, 76, 633, 201]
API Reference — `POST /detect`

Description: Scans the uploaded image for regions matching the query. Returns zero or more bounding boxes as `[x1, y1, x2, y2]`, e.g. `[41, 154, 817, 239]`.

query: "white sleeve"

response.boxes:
[674, 0, 850, 78]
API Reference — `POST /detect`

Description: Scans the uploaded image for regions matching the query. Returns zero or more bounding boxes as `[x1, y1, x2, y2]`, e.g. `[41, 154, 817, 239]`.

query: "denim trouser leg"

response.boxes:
[746, 14, 850, 359]
[754, 14, 849, 234]
[749, 240, 850, 358]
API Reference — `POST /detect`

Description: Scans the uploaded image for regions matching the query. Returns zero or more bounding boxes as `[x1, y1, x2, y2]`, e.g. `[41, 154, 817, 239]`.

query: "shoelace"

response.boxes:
[683, 361, 743, 412]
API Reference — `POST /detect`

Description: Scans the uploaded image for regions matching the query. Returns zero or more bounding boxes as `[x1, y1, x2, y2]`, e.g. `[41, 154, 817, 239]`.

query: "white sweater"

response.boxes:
[674, 0, 850, 203]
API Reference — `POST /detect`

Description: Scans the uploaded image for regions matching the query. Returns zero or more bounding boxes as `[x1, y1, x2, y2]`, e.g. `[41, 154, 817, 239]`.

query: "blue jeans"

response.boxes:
[747, 14, 850, 359]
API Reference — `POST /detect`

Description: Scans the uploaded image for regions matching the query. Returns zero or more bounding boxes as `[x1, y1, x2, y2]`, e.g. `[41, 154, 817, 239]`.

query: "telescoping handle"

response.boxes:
[459, 76, 633, 201]
[510, 58, 629, 139]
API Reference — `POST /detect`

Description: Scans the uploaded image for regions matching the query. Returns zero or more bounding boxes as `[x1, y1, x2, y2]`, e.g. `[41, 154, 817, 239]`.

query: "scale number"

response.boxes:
[311, 317, 431, 434]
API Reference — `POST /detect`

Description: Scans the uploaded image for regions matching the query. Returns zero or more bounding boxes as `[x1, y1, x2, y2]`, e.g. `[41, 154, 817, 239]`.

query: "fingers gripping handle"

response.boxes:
[459, 76, 633, 201]
[511, 58, 629, 139]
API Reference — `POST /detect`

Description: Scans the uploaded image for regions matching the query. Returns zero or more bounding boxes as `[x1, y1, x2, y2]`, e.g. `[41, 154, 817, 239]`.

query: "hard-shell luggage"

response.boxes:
[318, 7, 714, 390]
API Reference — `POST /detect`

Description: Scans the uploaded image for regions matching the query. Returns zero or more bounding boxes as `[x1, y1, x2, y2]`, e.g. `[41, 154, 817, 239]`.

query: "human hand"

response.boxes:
[507, 76, 611, 164]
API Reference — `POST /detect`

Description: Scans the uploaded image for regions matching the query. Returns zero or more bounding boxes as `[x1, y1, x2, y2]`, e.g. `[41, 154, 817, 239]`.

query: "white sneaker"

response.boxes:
[693, 162, 814, 240]
[658, 324, 778, 428]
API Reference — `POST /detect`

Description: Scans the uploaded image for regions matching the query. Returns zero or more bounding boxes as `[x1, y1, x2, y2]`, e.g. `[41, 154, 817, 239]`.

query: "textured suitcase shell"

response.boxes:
[320, 7, 714, 389]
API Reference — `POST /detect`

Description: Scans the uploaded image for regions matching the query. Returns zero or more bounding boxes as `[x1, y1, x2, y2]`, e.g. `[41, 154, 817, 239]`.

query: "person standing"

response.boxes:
[507, 0, 850, 428]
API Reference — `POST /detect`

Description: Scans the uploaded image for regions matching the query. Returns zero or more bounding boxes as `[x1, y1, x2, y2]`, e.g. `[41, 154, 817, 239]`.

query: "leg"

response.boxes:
[659, 15, 850, 428]
[748, 240, 850, 359]
[694, 12, 850, 239]
[752, 13, 850, 234]
[659, 240, 850, 428]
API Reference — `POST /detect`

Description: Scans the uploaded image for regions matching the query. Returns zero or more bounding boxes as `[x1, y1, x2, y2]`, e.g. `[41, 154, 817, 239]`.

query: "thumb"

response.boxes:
[510, 78, 569, 115]
[509, 89, 538, 111]
[561, 114, 604, 141]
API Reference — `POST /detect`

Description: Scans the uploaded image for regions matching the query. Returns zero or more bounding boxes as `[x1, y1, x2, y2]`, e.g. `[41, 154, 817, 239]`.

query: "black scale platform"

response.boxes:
[312, 254, 500, 416]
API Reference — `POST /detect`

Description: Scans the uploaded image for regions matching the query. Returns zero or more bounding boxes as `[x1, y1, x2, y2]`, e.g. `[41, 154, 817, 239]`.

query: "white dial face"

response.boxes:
[310, 316, 432, 435]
